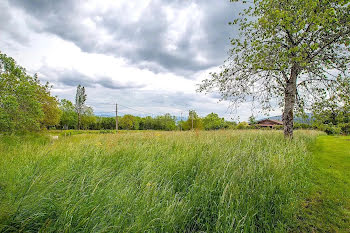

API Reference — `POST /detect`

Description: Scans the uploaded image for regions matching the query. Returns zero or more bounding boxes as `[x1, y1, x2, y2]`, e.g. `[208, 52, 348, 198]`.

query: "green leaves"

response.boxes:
[203, 113, 226, 130]
[0, 52, 62, 132]
[0, 52, 45, 132]
[199, 0, 349, 117]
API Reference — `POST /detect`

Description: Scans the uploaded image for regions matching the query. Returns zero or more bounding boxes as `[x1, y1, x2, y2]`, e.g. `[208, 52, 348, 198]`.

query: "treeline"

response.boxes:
[1, 52, 349, 134]
[57, 103, 236, 131]
[0, 51, 236, 132]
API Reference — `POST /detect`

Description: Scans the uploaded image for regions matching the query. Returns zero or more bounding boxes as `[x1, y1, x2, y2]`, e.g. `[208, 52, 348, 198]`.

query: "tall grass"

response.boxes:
[0, 130, 322, 232]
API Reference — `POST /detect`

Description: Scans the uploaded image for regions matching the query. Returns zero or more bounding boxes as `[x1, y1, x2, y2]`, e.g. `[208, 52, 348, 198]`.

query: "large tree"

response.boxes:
[199, 0, 350, 137]
[0, 52, 63, 132]
[0, 52, 62, 132]
[0, 53, 43, 131]
[75, 85, 87, 130]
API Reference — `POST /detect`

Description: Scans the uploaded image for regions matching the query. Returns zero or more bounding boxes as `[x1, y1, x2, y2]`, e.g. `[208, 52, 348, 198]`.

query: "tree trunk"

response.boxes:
[283, 65, 299, 138]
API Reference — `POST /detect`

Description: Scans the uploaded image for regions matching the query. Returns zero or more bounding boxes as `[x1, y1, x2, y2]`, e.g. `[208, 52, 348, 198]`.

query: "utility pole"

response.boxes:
[115, 102, 118, 132]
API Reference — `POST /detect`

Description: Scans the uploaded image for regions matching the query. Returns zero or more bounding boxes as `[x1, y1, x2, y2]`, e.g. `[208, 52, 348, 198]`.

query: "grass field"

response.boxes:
[0, 130, 348, 232]
[298, 135, 350, 232]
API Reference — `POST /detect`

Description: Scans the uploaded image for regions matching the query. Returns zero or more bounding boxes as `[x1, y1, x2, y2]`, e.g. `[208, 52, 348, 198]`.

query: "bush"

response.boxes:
[273, 125, 283, 130]
[339, 123, 350, 135]
[294, 123, 312, 129]
[237, 121, 249, 129]
[99, 129, 115, 134]
[248, 124, 260, 129]
[324, 125, 342, 135]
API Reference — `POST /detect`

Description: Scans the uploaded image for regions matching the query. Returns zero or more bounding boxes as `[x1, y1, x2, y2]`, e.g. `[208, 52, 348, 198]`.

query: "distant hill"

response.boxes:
[260, 113, 313, 124]
[95, 112, 114, 117]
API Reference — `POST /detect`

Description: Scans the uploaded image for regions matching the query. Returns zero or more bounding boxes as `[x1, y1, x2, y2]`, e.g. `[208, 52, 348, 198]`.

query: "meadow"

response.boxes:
[0, 130, 348, 232]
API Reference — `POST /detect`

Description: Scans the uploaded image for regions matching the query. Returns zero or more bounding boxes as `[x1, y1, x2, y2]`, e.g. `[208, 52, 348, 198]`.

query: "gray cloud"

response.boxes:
[0, 1, 30, 45]
[39, 67, 144, 90]
[84, 88, 207, 116]
[1, 0, 261, 121]
[98, 77, 145, 90]
[7, 0, 241, 76]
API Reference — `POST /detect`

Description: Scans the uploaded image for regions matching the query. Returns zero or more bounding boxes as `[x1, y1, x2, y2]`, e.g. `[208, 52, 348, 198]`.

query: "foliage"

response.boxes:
[153, 113, 176, 131]
[324, 125, 342, 135]
[294, 122, 313, 130]
[119, 114, 139, 130]
[140, 116, 154, 130]
[199, 0, 350, 137]
[237, 121, 249, 129]
[312, 95, 350, 126]
[55, 111, 237, 132]
[312, 78, 350, 135]
[203, 113, 226, 130]
[0, 52, 59, 132]
[117, 114, 176, 131]
[59, 99, 77, 129]
[312, 76, 350, 135]
[271, 125, 283, 130]
[36, 78, 61, 128]
[0, 130, 324, 232]
[80, 106, 97, 130]
[248, 115, 257, 125]
[339, 123, 350, 135]
[95, 117, 116, 130]
[225, 121, 238, 129]
[182, 110, 203, 130]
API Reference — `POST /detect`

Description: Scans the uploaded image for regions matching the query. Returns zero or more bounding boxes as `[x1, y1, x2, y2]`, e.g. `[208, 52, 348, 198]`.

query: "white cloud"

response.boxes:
[0, 0, 279, 121]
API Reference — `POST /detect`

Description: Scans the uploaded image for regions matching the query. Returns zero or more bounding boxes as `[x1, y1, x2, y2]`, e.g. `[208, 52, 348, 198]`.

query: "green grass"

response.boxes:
[297, 135, 350, 232]
[0, 130, 328, 232]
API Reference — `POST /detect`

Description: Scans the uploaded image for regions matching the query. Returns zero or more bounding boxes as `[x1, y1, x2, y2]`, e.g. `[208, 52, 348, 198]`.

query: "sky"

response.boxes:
[0, 0, 281, 121]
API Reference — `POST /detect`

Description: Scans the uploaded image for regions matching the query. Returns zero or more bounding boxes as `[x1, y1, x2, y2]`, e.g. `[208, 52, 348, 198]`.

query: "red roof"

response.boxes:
[257, 119, 283, 125]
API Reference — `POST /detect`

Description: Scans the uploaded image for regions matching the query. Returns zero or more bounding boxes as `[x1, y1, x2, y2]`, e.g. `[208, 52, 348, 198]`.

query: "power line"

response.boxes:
[118, 104, 156, 116]
[86, 101, 192, 118]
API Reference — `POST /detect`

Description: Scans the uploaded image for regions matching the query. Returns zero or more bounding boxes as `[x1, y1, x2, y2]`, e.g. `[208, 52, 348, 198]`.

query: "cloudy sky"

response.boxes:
[0, 0, 280, 120]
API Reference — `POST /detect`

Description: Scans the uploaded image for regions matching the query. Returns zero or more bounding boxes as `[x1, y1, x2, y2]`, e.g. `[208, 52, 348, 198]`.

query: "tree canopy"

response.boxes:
[0, 52, 60, 132]
[203, 113, 226, 130]
[199, 0, 350, 137]
[59, 99, 78, 129]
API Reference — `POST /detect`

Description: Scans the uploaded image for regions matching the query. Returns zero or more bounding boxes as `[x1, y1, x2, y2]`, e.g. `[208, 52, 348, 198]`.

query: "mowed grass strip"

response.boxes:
[0, 130, 322, 232]
[298, 135, 350, 232]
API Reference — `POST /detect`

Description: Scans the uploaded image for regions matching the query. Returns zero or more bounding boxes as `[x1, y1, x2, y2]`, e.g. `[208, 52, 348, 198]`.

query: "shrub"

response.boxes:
[236, 121, 249, 129]
[294, 123, 312, 129]
[248, 124, 260, 129]
[339, 123, 350, 135]
[99, 129, 114, 134]
[273, 125, 283, 130]
[324, 125, 341, 135]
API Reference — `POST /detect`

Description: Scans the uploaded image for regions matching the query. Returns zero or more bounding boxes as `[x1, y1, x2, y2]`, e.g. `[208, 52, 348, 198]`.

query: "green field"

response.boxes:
[0, 130, 348, 232]
[298, 135, 350, 232]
